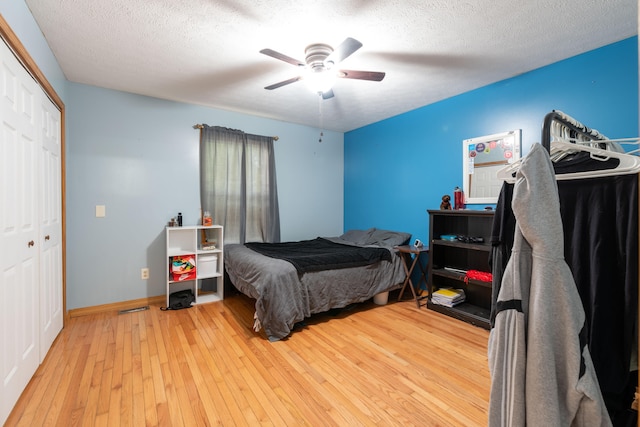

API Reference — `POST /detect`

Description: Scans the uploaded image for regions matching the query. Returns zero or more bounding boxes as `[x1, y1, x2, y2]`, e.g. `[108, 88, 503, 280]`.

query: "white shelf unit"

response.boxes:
[166, 225, 224, 306]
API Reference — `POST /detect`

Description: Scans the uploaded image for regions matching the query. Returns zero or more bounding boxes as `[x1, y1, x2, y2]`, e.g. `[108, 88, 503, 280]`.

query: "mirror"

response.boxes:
[463, 130, 521, 204]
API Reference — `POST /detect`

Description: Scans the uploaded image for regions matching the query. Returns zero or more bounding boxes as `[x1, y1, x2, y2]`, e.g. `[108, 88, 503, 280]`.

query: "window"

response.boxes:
[199, 126, 280, 244]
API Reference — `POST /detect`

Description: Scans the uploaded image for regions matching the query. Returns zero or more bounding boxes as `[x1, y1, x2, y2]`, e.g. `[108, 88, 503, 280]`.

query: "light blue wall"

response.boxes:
[65, 84, 343, 309]
[344, 37, 639, 245]
[0, 2, 67, 100]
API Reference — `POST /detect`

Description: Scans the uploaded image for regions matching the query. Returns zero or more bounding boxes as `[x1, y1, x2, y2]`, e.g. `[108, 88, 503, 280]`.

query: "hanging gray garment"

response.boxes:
[488, 143, 611, 426]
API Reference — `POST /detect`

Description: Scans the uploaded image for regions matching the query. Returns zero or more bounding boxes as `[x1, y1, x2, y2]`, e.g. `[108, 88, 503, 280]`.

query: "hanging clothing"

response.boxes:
[490, 147, 639, 420]
[488, 143, 611, 426]
[489, 181, 515, 327]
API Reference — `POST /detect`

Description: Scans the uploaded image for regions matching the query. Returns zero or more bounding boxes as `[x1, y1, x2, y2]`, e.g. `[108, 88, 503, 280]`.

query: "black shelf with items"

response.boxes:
[427, 209, 494, 329]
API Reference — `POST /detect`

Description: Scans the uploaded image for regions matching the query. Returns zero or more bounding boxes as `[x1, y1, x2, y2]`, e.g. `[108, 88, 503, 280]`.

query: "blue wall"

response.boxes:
[345, 37, 638, 245]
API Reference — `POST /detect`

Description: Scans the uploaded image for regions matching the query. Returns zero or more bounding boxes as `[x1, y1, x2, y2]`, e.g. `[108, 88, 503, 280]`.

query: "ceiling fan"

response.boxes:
[260, 37, 385, 99]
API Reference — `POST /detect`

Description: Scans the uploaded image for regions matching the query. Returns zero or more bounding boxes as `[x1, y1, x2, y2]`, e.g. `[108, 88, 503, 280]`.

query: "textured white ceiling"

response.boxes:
[25, 0, 637, 132]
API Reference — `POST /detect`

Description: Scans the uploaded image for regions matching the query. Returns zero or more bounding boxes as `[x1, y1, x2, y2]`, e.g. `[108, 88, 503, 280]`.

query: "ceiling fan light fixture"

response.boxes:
[304, 68, 336, 94]
[260, 37, 383, 98]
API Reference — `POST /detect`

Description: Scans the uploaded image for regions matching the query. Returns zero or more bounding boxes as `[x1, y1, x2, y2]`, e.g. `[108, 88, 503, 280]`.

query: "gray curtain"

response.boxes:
[199, 125, 280, 244]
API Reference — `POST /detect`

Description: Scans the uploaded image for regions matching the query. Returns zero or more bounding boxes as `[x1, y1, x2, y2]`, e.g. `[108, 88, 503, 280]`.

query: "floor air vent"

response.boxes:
[118, 306, 150, 315]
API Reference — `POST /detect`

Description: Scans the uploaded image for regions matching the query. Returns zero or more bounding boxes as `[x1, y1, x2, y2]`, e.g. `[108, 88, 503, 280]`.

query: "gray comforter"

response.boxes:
[224, 228, 410, 341]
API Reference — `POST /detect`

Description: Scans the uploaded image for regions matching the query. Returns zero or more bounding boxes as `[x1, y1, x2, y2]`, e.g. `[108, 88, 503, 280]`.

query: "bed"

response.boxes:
[224, 228, 411, 341]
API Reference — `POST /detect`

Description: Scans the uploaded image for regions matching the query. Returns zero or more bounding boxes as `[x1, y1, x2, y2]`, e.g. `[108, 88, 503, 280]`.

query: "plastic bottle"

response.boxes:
[177, 212, 183, 227]
[454, 187, 465, 210]
[203, 211, 212, 226]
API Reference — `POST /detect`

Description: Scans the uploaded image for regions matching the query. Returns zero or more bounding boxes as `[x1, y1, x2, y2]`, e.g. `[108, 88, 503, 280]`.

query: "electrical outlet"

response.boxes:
[141, 268, 149, 280]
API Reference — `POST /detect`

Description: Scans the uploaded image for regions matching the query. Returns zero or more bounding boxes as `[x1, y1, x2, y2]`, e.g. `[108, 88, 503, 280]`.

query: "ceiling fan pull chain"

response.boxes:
[318, 94, 323, 143]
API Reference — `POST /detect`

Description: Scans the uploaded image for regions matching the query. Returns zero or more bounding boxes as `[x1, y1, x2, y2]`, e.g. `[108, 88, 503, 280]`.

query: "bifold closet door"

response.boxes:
[39, 86, 63, 361]
[0, 36, 41, 424]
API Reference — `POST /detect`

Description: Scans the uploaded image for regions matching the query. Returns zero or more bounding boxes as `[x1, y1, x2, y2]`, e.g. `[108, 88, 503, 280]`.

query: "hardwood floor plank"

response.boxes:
[81, 359, 104, 426]
[120, 315, 134, 427]
[51, 343, 91, 426]
[165, 324, 200, 427]
[34, 340, 86, 426]
[96, 367, 114, 417]
[142, 373, 159, 426]
[137, 312, 160, 426]
[5, 291, 490, 426]
[149, 355, 171, 425]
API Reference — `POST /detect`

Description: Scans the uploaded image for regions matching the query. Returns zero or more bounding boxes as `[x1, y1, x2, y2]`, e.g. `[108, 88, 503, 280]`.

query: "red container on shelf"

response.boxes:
[171, 255, 196, 281]
[454, 186, 465, 210]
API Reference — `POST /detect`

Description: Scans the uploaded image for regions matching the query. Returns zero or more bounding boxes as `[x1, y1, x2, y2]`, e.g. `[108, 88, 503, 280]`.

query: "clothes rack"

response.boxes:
[541, 110, 608, 152]
[490, 110, 638, 426]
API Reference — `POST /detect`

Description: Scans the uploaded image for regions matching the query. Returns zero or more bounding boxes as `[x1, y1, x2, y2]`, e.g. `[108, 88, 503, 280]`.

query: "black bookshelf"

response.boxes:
[427, 209, 494, 329]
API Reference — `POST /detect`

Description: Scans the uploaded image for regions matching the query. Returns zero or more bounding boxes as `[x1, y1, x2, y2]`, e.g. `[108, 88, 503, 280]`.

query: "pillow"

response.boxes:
[339, 228, 376, 245]
[366, 229, 411, 247]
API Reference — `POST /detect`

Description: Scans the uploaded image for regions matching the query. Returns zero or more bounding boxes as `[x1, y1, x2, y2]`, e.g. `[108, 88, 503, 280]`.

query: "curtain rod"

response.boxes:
[192, 124, 279, 141]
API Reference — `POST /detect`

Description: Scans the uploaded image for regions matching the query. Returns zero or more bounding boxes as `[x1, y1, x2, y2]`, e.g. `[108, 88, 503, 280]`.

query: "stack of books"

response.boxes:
[431, 288, 466, 307]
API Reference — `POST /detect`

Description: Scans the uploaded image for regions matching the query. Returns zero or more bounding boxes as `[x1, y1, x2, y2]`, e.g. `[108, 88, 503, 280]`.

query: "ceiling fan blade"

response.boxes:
[264, 76, 302, 90]
[325, 37, 362, 65]
[338, 70, 386, 81]
[260, 48, 305, 67]
[321, 89, 335, 100]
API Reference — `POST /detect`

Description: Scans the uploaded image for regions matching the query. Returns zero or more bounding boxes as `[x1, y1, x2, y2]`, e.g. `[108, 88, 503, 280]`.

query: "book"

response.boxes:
[431, 288, 466, 307]
[433, 288, 462, 298]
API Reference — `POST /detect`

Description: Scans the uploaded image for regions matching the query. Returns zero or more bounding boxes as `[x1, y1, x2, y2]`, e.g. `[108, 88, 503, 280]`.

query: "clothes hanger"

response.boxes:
[496, 140, 640, 183]
[554, 136, 640, 153]
[549, 137, 624, 162]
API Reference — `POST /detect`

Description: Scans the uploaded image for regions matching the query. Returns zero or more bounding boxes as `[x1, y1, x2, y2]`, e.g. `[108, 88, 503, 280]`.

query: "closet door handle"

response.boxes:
[45, 235, 50, 241]
[28, 240, 35, 247]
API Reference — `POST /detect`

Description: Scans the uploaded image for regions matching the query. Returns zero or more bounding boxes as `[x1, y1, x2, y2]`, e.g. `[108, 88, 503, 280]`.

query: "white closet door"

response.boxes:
[0, 39, 41, 423]
[39, 92, 62, 361]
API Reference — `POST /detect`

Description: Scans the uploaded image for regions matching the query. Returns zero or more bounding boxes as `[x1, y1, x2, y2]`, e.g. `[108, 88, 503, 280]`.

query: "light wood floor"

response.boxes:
[5, 289, 490, 426]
